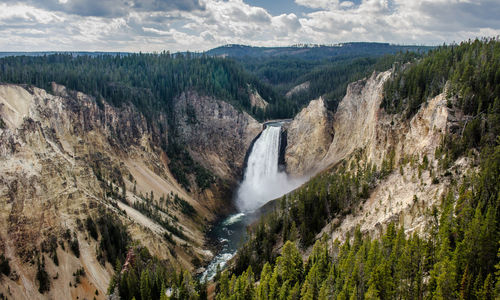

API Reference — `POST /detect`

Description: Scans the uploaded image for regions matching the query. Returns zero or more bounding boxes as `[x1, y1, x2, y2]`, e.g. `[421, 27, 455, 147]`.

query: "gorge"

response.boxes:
[0, 39, 498, 300]
[203, 122, 306, 280]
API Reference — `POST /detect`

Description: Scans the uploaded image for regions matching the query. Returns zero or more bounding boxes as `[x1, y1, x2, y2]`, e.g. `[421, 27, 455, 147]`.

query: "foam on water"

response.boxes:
[222, 212, 246, 226]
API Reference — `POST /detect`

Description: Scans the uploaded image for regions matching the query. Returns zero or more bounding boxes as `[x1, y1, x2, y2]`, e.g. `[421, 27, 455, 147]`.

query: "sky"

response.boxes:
[0, 0, 499, 52]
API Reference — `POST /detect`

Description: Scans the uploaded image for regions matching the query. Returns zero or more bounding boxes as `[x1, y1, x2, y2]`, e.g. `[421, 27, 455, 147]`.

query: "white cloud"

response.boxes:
[340, 1, 355, 8]
[294, 0, 340, 10]
[142, 27, 173, 36]
[0, 0, 499, 52]
[0, 3, 63, 24]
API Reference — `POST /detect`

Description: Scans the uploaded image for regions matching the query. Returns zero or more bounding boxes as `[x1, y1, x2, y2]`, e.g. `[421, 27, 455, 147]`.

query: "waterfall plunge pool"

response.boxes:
[201, 122, 307, 281]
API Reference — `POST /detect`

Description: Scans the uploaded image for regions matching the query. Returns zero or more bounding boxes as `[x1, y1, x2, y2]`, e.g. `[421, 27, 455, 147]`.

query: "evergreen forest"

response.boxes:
[211, 38, 500, 300]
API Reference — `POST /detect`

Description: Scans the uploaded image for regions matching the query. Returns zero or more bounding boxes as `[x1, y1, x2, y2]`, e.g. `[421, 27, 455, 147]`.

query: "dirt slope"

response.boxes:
[0, 83, 221, 298]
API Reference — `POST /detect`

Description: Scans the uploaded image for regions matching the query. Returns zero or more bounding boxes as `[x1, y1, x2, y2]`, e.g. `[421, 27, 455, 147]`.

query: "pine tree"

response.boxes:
[478, 274, 494, 300]
[216, 272, 230, 300]
[268, 268, 279, 300]
[288, 282, 301, 300]
[301, 263, 320, 300]
[278, 280, 290, 300]
[459, 265, 471, 300]
[364, 281, 380, 300]
[495, 244, 500, 296]
[434, 257, 458, 300]
[140, 269, 151, 300]
[276, 241, 303, 285]
[318, 265, 336, 300]
[257, 263, 272, 300]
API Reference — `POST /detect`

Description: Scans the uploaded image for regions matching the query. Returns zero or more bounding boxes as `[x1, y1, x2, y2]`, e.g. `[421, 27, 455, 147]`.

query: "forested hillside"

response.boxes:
[283, 53, 420, 111]
[0, 53, 289, 120]
[206, 43, 429, 60]
[212, 38, 500, 299]
[214, 43, 429, 111]
[0, 44, 429, 122]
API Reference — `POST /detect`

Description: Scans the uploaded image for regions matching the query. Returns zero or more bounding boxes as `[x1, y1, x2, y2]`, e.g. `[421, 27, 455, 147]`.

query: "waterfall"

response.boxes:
[202, 123, 307, 281]
[236, 124, 301, 212]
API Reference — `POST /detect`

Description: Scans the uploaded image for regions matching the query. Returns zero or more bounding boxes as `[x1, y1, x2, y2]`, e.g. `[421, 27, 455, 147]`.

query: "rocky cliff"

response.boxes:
[319, 80, 459, 243]
[0, 84, 219, 299]
[285, 71, 467, 245]
[173, 91, 262, 182]
[249, 89, 269, 110]
[320, 71, 392, 168]
[284, 97, 334, 176]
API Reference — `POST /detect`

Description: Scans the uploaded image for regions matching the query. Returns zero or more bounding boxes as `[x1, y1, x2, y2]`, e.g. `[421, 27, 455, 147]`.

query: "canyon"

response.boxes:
[0, 83, 263, 298]
[0, 69, 472, 298]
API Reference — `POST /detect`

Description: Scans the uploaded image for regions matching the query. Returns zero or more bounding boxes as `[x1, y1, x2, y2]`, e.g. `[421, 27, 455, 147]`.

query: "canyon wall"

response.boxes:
[285, 97, 334, 176]
[173, 91, 262, 182]
[285, 71, 466, 245]
[0, 84, 224, 299]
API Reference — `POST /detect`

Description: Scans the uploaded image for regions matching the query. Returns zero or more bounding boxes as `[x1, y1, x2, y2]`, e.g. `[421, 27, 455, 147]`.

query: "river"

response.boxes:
[201, 122, 306, 280]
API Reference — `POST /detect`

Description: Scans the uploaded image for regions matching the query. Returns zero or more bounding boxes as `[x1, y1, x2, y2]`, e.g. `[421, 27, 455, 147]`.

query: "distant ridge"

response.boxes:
[0, 51, 130, 58]
[204, 42, 433, 59]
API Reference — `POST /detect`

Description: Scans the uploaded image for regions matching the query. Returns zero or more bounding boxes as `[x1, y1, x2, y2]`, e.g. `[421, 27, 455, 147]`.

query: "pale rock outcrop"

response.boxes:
[320, 71, 391, 167]
[285, 81, 310, 98]
[320, 88, 454, 243]
[285, 71, 462, 247]
[173, 91, 262, 181]
[322, 71, 450, 170]
[285, 97, 334, 175]
[249, 89, 269, 110]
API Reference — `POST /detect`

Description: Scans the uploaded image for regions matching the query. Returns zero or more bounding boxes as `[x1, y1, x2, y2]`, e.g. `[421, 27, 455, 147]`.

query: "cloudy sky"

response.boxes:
[0, 0, 499, 52]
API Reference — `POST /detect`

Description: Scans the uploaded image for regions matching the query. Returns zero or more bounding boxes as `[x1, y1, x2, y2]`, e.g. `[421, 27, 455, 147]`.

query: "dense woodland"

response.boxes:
[0, 53, 288, 119]
[212, 38, 500, 299]
[383, 38, 500, 120]
[206, 43, 430, 60]
[232, 45, 427, 111]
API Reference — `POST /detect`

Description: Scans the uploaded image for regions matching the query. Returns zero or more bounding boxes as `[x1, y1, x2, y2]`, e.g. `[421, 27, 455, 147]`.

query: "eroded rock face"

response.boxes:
[285, 71, 463, 247]
[322, 88, 454, 243]
[173, 91, 262, 181]
[320, 71, 392, 167]
[285, 97, 334, 176]
[0, 84, 217, 299]
[249, 89, 269, 110]
[285, 71, 395, 175]
[320, 70, 450, 170]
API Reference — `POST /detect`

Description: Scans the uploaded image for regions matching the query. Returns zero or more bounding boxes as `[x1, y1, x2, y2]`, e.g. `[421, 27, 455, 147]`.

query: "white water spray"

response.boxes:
[236, 124, 304, 212]
[202, 123, 306, 281]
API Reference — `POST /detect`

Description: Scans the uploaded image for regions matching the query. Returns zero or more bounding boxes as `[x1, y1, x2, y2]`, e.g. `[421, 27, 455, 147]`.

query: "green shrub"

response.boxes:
[0, 255, 10, 276]
[70, 238, 80, 258]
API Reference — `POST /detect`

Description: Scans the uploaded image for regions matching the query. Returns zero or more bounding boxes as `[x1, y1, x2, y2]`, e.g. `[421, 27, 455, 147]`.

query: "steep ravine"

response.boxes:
[0, 83, 261, 299]
[0, 69, 472, 298]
